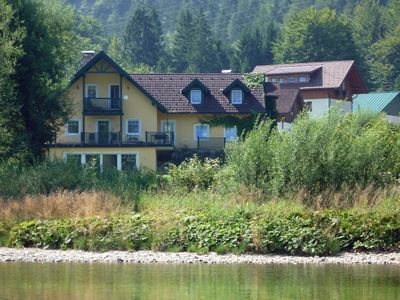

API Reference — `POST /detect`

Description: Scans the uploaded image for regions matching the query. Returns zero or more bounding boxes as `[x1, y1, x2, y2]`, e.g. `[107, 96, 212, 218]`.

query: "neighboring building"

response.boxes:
[352, 91, 400, 124]
[253, 60, 367, 118]
[49, 51, 266, 171]
[265, 82, 304, 131]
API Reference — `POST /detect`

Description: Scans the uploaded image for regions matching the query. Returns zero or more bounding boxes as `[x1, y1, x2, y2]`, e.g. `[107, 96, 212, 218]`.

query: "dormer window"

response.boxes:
[299, 76, 308, 83]
[190, 89, 202, 104]
[231, 89, 243, 104]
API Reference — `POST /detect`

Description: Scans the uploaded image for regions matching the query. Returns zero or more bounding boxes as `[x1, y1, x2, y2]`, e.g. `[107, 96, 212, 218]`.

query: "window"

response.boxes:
[299, 76, 307, 83]
[121, 154, 137, 171]
[126, 119, 140, 136]
[190, 89, 202, 104]
[109, 85, 120, 99]
[66, 120, 80, 135]
[231, 89, 243, 104]
[288, 77, 297, 83]
[278, 78, 285, 84]
[271, 78, 277, 83]
[161, 120, 176, 135]
[85, 84, 97, 98]
[224, 126, 237, 141]
[65, 154, 81, 166]
[194, 124, 209, 140]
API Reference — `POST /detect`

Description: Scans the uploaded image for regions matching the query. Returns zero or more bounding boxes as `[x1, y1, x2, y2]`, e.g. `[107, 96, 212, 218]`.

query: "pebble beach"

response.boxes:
[0, 247, 399, 265]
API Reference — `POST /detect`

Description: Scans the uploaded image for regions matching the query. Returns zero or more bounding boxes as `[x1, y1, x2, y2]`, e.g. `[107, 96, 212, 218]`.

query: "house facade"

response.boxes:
[253, 61, 367, 119]
[49, 51, 265, 171]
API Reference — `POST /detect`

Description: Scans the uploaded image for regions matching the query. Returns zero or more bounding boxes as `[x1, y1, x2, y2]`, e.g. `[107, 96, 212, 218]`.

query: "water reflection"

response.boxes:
[0, 263, 399, 299]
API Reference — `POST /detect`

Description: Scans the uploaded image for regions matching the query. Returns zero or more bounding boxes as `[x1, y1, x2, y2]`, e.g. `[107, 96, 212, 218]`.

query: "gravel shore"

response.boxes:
[0, 247, 399, 265]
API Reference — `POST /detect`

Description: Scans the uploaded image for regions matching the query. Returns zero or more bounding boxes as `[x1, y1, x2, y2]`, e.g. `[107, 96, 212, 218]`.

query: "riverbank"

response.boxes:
[0, 247, 399, 265]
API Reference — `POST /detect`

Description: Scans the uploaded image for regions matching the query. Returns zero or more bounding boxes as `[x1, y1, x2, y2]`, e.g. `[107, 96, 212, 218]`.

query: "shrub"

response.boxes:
[168, 155, 220, 191]
[223, 110, 400, 197]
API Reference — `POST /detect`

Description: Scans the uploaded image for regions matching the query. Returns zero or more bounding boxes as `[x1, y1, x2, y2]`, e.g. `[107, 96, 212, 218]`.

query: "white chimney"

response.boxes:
[221, 69, 232, 73]
[81, 50, 95, 65]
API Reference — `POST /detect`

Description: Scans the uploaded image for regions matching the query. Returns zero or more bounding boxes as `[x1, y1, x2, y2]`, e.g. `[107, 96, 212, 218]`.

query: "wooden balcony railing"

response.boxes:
[83, 97, 122, 114]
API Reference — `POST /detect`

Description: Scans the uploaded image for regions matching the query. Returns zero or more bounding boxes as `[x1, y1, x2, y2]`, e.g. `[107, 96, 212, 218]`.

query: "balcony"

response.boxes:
[51, 131, 174, 147]
[83, 98, 122, 115]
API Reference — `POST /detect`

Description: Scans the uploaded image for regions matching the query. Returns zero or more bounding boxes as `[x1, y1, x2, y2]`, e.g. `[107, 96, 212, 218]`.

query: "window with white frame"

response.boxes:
[85, 84, 97, 98]
[161, 120, 176, 134]
[194, 124, 209, 140]
[271, 78, 277, 83]
[278, 78, 285, 84]
[288, 77, 297, 83]
[126, 119, 140, 136]
[66, 120, 80, 135]
[121, 154, 137, 171]
[224, 126, 238, 141]
[231, 89, 243, 104]
[190, 89, 202, 104]
[65, 154, 82, 166]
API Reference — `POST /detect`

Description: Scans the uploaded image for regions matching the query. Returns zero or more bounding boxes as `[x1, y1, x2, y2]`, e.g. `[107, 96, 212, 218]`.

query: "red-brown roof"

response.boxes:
[253, 60, 357, 89]
[265, 83, 303, 122]
[130, 74, 265, 114]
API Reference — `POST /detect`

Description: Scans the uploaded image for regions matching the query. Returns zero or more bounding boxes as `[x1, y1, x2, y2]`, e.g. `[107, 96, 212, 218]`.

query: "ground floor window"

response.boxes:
[224, 126, 237, 141]
[64, 153, 138, 171]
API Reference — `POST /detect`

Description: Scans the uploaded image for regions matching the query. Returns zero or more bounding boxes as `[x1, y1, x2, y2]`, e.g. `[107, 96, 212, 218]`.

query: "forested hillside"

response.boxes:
[63, 0, 400, 91]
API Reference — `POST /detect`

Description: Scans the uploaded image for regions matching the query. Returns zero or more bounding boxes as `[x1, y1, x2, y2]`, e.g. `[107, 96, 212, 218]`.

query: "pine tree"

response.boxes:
[123, 5, 163, 68]
[169, 8, 195, 72]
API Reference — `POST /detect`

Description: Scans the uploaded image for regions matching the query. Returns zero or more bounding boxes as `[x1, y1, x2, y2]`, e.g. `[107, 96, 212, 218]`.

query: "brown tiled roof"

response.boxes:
[130, 74, 265, 114]
[265, 83, 303, 122]
[253, 60, 356, 89]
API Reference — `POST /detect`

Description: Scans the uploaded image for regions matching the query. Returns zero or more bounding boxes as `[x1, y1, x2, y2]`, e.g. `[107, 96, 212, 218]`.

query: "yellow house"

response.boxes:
[49, 51, 265, 170]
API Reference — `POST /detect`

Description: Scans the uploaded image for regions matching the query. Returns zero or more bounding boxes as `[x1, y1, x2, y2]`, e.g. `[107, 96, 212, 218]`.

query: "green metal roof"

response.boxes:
[352, 91, 400, 112]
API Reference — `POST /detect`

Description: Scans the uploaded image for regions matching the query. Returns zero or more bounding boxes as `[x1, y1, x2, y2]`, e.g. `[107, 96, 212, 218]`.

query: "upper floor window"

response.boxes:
[288, 77, 297, 83]
[194, 124, 209, 140]
[278, 78, 285, 84]
[224, 126, 237, 141]
[126, 119, 141, 136]
[271, 78, 277, 83]
[299, 76, 308, 83]
[85, 84, 97, 98]
[231, 89, 243, 104]
[66, 120, 80, 135]
[190, 89, 202, 104]
[109, 85, 120, 99]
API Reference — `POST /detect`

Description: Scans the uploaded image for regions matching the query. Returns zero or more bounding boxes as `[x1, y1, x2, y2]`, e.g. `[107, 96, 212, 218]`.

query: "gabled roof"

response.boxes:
[352, 91, 400, 113]
[265, 82, 303, 119]
[253, 60, 358, 90]
[222, 79, 251, 94]
[181, 78, 210, 94]
[131, 74, 265, 114]
[70, 51, 167, 112]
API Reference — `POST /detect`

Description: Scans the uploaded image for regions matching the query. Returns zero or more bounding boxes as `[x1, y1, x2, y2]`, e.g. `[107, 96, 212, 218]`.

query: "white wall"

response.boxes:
[277, 122, 293, 132]
[387, 115, 400, 124]
[307, 99, 352, 118]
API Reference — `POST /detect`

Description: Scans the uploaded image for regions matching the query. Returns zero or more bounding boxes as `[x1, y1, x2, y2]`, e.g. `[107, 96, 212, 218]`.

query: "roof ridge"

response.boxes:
[255, 60, 355, 67]
[130, 73, 243, 76]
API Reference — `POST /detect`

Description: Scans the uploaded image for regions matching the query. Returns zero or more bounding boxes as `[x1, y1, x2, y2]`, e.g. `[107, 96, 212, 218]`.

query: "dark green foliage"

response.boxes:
[123, 5, 163, 68]
[273, 7, 358, 63]
[4, 209, 400, 255]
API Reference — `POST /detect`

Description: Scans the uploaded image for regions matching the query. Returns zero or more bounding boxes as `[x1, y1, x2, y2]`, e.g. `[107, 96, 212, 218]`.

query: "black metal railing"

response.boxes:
[145, 131, 174, 146]
[81, 132, 121, 145]
[197, 137, 226, 149]
[83, 97, 122, 113]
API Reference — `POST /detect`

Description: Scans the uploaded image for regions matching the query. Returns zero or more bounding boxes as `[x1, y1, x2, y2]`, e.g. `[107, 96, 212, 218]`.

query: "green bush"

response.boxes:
[168, 155, 220, 191]
[5, 209, 400, 255]
[223, 110, 400, 196]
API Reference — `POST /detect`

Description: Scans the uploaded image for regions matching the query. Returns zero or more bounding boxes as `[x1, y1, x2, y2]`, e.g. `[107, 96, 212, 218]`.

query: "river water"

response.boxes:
[0, 263, 399, 299]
